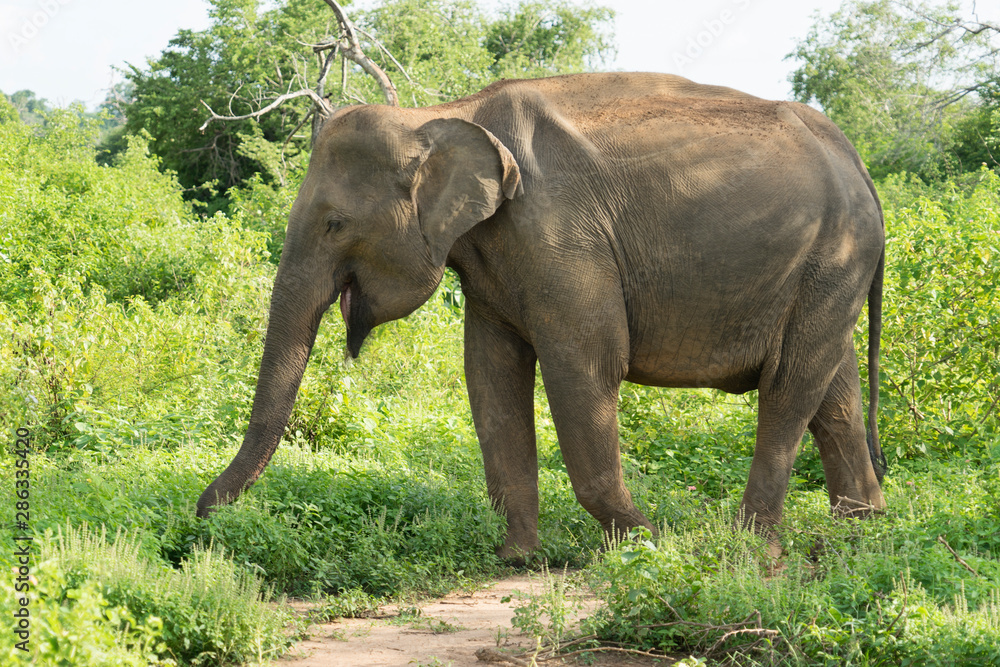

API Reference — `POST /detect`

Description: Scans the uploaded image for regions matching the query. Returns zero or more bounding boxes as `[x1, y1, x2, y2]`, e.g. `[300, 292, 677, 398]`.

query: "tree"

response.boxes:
[787, 0, 1000, 178]
[123, 0, 615, 210]
[123, 0, 331, 211]
[485, 0, 615, 79]
[4, 89, 51, 125]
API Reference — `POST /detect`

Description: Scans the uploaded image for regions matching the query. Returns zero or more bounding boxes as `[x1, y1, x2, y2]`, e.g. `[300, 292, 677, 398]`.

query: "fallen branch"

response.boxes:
[937, 535, 980, 576]
[706, 627, 780, 655]
[833, 495, 879, 516]
[537, 645, 672, 662]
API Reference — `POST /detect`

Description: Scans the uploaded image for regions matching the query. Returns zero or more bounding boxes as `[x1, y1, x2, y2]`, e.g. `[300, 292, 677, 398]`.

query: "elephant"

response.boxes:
[197, 72, 887, 560]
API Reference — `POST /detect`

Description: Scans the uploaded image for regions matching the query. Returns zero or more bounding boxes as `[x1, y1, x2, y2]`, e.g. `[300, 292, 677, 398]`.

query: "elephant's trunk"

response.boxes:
[197, 266, 331, 517]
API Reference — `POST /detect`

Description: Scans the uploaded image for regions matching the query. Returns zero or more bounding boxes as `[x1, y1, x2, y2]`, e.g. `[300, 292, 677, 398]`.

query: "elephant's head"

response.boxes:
[196, 107, 521, 517]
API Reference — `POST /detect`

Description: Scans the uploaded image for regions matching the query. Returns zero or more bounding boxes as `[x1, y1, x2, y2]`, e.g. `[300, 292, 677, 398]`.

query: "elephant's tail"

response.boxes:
[866, 230, 887, 484]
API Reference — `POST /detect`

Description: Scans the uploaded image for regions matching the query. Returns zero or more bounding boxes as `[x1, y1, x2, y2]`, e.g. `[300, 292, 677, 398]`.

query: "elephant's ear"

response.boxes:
[413, 118, 522, 265]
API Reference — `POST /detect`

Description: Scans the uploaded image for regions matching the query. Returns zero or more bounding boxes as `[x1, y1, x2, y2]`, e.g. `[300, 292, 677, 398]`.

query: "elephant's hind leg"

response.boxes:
[808, 347, 886, 517]
[739, 334, 842, 549]
[465, 308, 541, 563]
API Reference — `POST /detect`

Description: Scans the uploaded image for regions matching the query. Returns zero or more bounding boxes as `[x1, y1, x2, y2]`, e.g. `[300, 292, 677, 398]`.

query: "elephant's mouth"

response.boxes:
[339, 279, 375, 359]
[339, 282, 352, 326]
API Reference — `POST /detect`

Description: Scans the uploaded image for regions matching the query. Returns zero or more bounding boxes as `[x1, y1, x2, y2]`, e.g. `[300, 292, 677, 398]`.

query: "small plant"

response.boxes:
[505, 562, 586, 652]
[407, 616, 463, 634]
[408, 658, 452, 667]
[313, 587, 383, 621]
[676, 657, 708, 667]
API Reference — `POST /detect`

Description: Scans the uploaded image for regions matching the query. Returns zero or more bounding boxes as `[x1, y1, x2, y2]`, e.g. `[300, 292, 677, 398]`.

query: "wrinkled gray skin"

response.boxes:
[198, 72, 887, 560]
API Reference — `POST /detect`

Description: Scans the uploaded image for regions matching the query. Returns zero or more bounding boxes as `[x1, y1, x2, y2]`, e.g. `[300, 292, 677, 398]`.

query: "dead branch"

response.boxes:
[198, 90, 332, 133]
[937, 535, 981, 576]
[536, 645, 673, 662]
[833, 495, 880, 517]
[319, 0, 398, 106]
[198, 0, 399, 139]
[707, 627, 780, 655]
[522, 609, 782, 664]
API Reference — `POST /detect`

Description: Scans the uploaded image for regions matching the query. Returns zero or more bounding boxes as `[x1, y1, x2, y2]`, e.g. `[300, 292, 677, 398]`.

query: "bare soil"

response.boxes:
[272, 574, 668, 666]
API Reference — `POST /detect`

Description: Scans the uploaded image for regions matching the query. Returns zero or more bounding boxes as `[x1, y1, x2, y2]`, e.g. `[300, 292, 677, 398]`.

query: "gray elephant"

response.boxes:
[197, 72, 887, 560]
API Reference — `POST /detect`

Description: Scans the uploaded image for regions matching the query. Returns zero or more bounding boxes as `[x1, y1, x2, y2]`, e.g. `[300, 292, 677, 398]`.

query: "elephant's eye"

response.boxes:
[326, 217, 346, 234]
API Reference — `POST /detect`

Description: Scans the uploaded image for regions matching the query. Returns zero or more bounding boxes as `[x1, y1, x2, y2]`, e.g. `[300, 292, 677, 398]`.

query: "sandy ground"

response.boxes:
[272, 574, 669, 666]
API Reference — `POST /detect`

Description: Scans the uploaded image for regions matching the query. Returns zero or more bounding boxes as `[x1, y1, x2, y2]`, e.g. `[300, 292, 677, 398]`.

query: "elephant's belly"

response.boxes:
[624, 344, 762, 394]
[625, 365, 760, 394]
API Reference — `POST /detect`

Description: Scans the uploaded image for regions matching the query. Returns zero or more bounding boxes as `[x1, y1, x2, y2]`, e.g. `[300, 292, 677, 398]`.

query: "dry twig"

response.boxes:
[198, 90, 331, 133]
[937, 535, 981, 576]
[833, 495, 879, 516]
[319, 0, 398, 106]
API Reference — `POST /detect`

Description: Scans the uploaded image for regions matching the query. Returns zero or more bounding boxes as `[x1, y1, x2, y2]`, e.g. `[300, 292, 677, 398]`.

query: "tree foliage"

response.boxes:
[6, 89, 50, 125]
[484, 0, 615, 78]
[123, 0, 331, 211]
[788, 0, 1000, 178]
[873, 169, 1000, 457]
[122, 0, 614, 210]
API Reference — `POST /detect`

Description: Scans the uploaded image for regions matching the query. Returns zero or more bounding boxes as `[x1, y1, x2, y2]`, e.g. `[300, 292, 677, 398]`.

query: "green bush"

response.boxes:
[0, 557, 166, 665]
[873, 169, 1000, 462]
[0, 101, 201, 306]
[0, 525, 290, 666]
[584, 501, 1000, 665]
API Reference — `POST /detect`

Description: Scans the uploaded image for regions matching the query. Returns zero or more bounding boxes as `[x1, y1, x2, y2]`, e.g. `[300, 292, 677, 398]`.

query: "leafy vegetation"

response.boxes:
[120, 0, 614, 211]
[789, 0, 1000, 179]
[1, 0, 999, 663]
[875, 170, 1000, 459]
[0, 525, 292, 665]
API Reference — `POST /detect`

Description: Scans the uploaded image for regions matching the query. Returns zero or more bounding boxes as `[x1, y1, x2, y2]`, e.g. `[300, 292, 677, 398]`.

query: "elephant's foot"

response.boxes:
[596, 507, 657, 551]
[735, 505, 785, 563]
[496, 535, 539, 566]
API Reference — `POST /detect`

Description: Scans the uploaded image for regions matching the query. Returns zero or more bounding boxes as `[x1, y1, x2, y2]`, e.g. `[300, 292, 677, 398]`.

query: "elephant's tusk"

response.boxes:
[339, 283, 352, 328]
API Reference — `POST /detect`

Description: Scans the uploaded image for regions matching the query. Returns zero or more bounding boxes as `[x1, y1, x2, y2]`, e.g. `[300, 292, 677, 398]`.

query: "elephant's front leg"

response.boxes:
[536, 331, 655, 546]
[465, 308, 540, 562]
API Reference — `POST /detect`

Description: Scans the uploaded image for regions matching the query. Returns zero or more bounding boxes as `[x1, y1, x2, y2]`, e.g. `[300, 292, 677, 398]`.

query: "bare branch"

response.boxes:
[198, 90, 333, 133]
[354, 26, 449, 105]
[937, 535, 981, 576]
[197, 0, 402, 149]
[895, 0, 1000, 36]
[320, 0, 399, 106]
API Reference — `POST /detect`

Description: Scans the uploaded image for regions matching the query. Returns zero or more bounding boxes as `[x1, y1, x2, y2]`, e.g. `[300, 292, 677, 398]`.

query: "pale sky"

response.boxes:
[0, 0, 986, 109]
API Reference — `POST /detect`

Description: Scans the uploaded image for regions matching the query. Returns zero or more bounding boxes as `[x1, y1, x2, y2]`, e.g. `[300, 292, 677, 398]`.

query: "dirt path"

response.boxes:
[273, 575, 666, 666]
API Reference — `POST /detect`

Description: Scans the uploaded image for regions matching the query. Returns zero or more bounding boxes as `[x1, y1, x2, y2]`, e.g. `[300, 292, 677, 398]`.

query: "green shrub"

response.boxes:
[204, 447, 507, 596]
[0, 556, 166, 665]
[0, 103, 201, 306]
[0, 525, 291, 666]
[580, 484, 1000, 665]
[873, 169, 1000, 462]
[51, 525, 291, 666]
